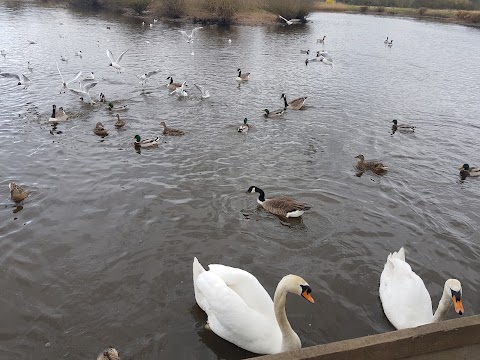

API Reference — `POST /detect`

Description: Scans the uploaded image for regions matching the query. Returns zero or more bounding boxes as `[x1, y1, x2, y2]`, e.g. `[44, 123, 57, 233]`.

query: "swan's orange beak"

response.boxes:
[453, 295, 464, 315]
[302, 290, 314, 303]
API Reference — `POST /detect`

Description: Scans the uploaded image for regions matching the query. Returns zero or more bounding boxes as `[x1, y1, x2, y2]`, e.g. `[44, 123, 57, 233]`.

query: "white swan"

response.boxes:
[379, 247, 464, 330]
[193, 258, 314, 355]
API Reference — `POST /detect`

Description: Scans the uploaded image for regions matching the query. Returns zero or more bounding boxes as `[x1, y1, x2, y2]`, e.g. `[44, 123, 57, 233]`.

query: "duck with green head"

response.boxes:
[134, 134, 159, 148]
[459, 164, 480, 179]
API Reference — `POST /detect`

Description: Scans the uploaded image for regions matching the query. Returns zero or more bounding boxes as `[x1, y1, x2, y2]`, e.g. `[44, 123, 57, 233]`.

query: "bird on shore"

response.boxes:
[281, 93, 307, 110]
[246, 186, 311, 218]
[106, 48, 129, 73]
[9, 182, 29, 203]
[380, 247, 464, 330]
[236, 68, 250, 82]
[354, 154, 388, 175]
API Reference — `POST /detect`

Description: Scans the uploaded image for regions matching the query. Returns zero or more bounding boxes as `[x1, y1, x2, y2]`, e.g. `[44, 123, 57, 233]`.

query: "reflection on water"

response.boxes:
[0, 4, 480, 360]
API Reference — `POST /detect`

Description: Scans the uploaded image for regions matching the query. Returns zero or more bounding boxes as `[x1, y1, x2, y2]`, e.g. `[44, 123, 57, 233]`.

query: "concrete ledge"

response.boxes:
[250, 315, 480, 360]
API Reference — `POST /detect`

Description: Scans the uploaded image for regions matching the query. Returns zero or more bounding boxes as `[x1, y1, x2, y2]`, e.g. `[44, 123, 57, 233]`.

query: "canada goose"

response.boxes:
[263, 108, 285, 118]
[115, 114, 125, 129]
[134, 135, 159, 148]
[317, 36, 326, 44]
[281, 93, 307, 110]
[166, 76, 182, 91]
[392, 119, 415, 132]
[354, 154, 388, 175]
[160, 121, 185, 136]
[236, 69, 250, 82]
[459, 164, 480, 178]
[237, 118, 250, 133]
[246, 186, 311, 218]
[97, 347, 120, 360]
[9, 182, 28, 203]
[93, 122, 108, 137]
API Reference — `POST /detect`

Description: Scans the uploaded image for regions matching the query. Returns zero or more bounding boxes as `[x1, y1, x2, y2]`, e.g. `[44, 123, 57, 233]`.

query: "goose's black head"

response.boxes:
[108, 63, 112, 67]
[392, 119, 398, 125]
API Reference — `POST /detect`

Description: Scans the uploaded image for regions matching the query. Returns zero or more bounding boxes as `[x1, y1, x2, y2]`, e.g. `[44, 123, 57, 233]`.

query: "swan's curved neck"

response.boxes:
[432, 289, 452, 322]
[273, 280, 300, 351]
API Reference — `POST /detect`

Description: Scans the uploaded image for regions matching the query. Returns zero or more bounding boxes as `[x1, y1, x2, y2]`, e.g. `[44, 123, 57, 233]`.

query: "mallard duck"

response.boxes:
[9, 182, 28, 203]
[459, 164, 480, 178]
[97, 347, 120, 360]
[237, 118, 250, 133]
[193, 258, 314, 354]
[108, 102, 128, 112]
[166, 76, 182, 91]
[355, 154, 388, 174]
[160, 121, 184, 136]
[236, 68, 250, 82]
[380, 247, 463, 330]
[281, 93, 307, 110]
[263, 108, 285, 118]
[134, 134, 159, 148]
[392, 119, 415, 132]
[93, 122, 108, 137]
[114, 114, 125, 129]
[246, 186, 311, 218]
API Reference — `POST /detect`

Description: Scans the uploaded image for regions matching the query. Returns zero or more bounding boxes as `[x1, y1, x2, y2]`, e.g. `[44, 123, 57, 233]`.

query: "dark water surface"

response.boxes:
[0, 4, 479, 359]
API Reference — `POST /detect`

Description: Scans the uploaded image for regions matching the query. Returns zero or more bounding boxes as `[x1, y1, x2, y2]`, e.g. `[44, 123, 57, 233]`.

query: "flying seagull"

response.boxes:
[106, 48, 129, 73]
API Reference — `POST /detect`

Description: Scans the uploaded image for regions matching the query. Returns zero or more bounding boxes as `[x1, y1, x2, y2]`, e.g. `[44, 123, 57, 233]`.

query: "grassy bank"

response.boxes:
[314, 2, 480, 26]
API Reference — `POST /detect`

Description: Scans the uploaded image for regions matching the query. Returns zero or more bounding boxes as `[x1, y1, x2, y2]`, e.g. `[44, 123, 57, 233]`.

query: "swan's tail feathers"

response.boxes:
[193, 257, 206, 281]
[391, 247, 406, 261]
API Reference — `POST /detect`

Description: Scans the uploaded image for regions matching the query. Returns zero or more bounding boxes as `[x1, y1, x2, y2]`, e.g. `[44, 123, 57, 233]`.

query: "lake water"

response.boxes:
[0, 3, 479, 359]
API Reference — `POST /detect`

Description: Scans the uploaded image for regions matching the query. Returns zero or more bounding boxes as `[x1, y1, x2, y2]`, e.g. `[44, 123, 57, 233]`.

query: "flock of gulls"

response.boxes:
[1, 13, 478, 360]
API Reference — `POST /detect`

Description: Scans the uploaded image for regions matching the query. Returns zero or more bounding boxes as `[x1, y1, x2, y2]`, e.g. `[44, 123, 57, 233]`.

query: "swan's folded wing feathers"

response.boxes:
[208, 264, 274, 318]
[196, 271, 280, 353]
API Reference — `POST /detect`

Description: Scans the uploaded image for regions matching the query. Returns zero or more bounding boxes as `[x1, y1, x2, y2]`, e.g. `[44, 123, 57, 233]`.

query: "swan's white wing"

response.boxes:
[196, 270, 281, 354]
[0, 72, 20, 80]
[106, 49, 115, 63]
[380, 256, 433, 329]
[208, 264, 275, 319]
[66, 71, 82, 86]
[83, 81, 98, 92]
[56, 61, 65, 83]
[116, 48, 129, 63]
